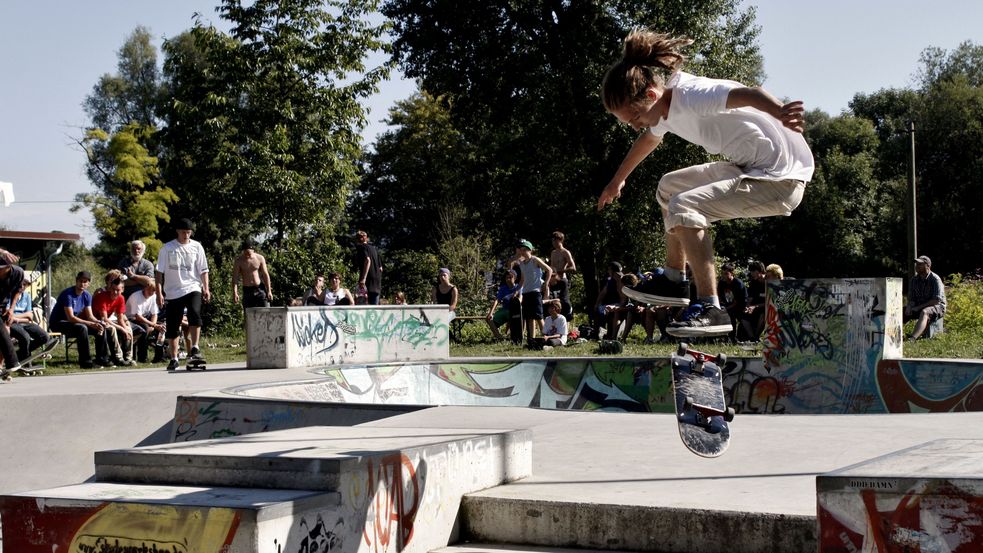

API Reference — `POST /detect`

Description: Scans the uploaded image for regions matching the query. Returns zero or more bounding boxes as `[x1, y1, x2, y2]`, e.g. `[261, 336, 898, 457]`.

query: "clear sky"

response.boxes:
[2, 0, 982, 245]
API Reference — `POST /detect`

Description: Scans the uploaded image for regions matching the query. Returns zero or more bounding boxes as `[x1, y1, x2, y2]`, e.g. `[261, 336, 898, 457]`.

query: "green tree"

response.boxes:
[77, 27, 175, 263]
[376, 0, 763, 305]
[161, 0, 391, 281]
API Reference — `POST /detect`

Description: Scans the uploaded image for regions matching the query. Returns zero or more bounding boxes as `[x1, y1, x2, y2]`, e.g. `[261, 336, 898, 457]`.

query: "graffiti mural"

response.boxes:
[247, 306, 449, 369]
[818, 440, 983, 552]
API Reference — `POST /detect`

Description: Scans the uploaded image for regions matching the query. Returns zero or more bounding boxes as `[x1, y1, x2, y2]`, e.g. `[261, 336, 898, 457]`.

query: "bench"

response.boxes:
[450, 316, 487, 342]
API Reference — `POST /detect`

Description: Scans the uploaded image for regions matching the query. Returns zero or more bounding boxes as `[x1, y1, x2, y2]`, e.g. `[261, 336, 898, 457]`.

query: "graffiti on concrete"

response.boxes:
[249, 306, 449, 368]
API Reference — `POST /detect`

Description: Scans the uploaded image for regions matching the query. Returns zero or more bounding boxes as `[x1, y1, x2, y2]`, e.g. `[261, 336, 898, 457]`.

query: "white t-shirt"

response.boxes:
[126, 291, 159, 320]
[650, 71, 814, 182]
[156, 239, 209, 299]
[324, 288, 350, 306]
[544, 314, 568, 345]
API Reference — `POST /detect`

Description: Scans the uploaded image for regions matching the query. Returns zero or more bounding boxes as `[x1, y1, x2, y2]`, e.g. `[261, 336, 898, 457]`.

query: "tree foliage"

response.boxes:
[370, 0, 763, 302]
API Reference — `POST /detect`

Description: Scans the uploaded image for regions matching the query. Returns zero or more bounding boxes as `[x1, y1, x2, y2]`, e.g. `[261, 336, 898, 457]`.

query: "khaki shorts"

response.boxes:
[657, 161, 806, 230]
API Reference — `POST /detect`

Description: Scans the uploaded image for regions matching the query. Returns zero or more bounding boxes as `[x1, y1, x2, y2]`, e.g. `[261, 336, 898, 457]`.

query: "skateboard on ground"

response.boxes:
[186, 354, 207, 371]
[508, 296, 523, 345]
[0, 338, 59, 379]
[671, 342, 735, 458]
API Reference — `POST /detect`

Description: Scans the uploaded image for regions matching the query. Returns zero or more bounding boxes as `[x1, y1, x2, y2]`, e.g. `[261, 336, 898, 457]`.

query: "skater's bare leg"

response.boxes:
[675, 226, 716, 298]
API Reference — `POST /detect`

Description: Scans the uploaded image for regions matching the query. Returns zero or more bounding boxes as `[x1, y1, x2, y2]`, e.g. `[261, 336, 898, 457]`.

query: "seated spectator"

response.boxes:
[49, 271, 104, 369]
[393, 291, 407, 305]
[323, 272, 355, 306]
[303, 274, 328, 306]
[547, 272, 573, 321]
[718, 263, 747, 344]
[542, 299, 569, 347]
[432, 268, 458, 321]
[905, 255, 946, 340]
[613, 273, 645, 341]
[765, 263, 784, 281]
[9, 275, 55, 362]
[592, 262, 623, 340]
[126, 282, 166, 363]
[0, 262, 26, 372]
[486, 270, 520, 341]
[117, 239, 156, 299]
[740, 261, 767, 342]
[92, 270, 135, 366]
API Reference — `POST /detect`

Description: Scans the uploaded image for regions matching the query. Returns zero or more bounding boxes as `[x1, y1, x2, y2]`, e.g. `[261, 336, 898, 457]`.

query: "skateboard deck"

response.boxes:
[13, 354, 50, 375]
[508, 296, 523, 345]
[671, 342, 734, 458]
[186, 356, 207, 371]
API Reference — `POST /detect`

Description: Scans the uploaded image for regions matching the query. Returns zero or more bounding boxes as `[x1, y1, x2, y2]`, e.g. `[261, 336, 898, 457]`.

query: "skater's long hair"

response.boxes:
[601, 28, 693, 111]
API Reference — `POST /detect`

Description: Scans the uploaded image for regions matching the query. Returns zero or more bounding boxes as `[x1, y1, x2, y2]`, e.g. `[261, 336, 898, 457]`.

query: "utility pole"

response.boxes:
[906, 121, 917, 282]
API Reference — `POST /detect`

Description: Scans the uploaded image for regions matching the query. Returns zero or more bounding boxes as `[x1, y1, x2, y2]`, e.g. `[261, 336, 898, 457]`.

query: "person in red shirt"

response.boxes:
[91, 270, 135, 366]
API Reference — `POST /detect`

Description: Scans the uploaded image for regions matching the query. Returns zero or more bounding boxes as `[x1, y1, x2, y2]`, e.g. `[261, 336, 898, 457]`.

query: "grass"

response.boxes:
[27, 335, 247, 376]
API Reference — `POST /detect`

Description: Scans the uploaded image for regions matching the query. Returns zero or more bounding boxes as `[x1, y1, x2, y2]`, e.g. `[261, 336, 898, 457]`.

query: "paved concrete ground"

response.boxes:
[3, 364, 981, 551]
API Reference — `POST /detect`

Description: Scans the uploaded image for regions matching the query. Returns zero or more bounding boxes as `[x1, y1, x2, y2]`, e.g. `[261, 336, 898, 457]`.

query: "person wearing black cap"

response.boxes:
[905, 255, 946, 340]
[232, 238, 272, 309]
[156, 217, 211, 370]
[48, 271, 105, 369]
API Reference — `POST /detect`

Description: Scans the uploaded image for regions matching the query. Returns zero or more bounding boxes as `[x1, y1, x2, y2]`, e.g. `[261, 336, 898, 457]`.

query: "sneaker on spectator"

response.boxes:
[666, 305, 732, 337]
[166, 359, 180, 371]
[622, 274, 690, 306]
[96, 357, 114, 368]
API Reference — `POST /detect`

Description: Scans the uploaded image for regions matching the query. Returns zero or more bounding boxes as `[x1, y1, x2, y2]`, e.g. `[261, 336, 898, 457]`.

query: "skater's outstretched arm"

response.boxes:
[597, 131, 662, 210]
[726, 87, 805, 133]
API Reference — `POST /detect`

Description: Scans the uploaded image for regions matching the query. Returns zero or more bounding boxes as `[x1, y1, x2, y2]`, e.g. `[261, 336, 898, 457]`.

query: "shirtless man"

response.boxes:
[548, 231, 577, 319]
[232, 239, 273, 309]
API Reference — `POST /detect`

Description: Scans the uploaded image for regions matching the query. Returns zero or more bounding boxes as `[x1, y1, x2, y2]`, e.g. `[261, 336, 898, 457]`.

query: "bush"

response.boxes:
[944, 272, 983, 334]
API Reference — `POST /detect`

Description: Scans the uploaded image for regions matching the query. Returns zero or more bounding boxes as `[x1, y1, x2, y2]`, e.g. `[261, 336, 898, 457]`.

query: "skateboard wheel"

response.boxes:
[725, 407, 735, 422]
[676, 342, 689, 356]
[716, 353, 727, 366]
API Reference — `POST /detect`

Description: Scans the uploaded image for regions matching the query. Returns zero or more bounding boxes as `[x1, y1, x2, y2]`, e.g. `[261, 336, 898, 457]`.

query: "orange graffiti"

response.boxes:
[363, 453, 420, 553]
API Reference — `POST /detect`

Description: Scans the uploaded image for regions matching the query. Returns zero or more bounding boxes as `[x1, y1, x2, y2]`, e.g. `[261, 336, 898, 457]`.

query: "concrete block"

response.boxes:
[0, 482, 338, 552]
[818, 439, 983, 552]
[247, 305, 450, 368]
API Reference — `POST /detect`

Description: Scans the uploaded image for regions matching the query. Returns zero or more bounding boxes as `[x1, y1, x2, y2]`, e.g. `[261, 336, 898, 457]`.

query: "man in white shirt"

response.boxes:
[155, 218, 211, 371]
[127, 282, 165, 363]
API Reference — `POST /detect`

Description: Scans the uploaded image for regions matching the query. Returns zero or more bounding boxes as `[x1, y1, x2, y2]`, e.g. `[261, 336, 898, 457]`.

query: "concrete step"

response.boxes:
[0, 482, 337, 552]
[459, 495, 817, 553]
[95, 425, 531, 490]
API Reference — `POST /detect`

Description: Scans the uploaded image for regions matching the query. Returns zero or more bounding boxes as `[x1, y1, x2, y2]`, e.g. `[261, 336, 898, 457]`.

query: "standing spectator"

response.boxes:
[740, 261, 767, 342]
[543, 299, 569, 347]
[432, 268, 459, 321]
[905, 255, 946, 340]
[127, 282, 165, 363]
[9, 274, 54, 363]
[156, 218, 211, 371]
[92, 270, 134, 366]
[303, 274, 328, 306]
[323, 272, 355, 306]
[548, 231, 577, 318]
[717, 263, 747, 343]
[117, 240, 156, 299]
[232, 239, 273, 309]
[353, 230, 383, 305]
[0, 262, 26, 373]
[486, 269, 520, 341]
[514, 239, 553, 341]
[49, 271, 104, 369]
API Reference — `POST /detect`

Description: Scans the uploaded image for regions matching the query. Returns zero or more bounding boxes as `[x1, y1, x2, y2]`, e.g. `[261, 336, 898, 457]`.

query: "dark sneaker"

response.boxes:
[166, 359, 180, 371]
[80, 360, 96, 369]
[622, 274, 690, 306]
[190, 346, 201, 357]
[666, 305, 732, 337]
[96, 357, 114, 368]
[118, 358, 137, 367]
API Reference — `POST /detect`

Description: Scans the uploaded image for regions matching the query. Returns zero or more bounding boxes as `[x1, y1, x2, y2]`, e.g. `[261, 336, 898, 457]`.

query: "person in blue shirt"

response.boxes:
[9, 275, 53, 362]
[49, 271, 105, 369]
[486, 269, 521, 341]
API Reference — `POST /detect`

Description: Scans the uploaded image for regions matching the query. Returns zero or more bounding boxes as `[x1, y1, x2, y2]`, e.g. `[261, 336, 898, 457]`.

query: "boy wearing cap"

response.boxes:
[513, 239, 553, 342]
[156, 218, 211, 370]
[49, 271, 104, 369]
[906, 255, 946, 340]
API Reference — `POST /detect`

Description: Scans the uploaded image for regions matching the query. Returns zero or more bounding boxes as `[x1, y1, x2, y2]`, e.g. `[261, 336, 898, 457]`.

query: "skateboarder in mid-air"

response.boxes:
[596, 28, 814, 338]
[156, 218, 211, 371]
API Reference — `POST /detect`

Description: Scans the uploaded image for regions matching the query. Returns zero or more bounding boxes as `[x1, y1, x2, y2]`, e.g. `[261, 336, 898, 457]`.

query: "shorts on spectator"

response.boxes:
[522, 291, 543, 320]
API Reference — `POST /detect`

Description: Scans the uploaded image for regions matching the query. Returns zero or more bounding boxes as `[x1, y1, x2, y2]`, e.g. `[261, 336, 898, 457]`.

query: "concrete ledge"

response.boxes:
[460, 496, 817, 553]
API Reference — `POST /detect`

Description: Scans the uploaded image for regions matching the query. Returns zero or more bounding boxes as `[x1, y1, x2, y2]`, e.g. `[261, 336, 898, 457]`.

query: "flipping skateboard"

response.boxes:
[671, 342, 735, 458]
[186, 354, 207, 371]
